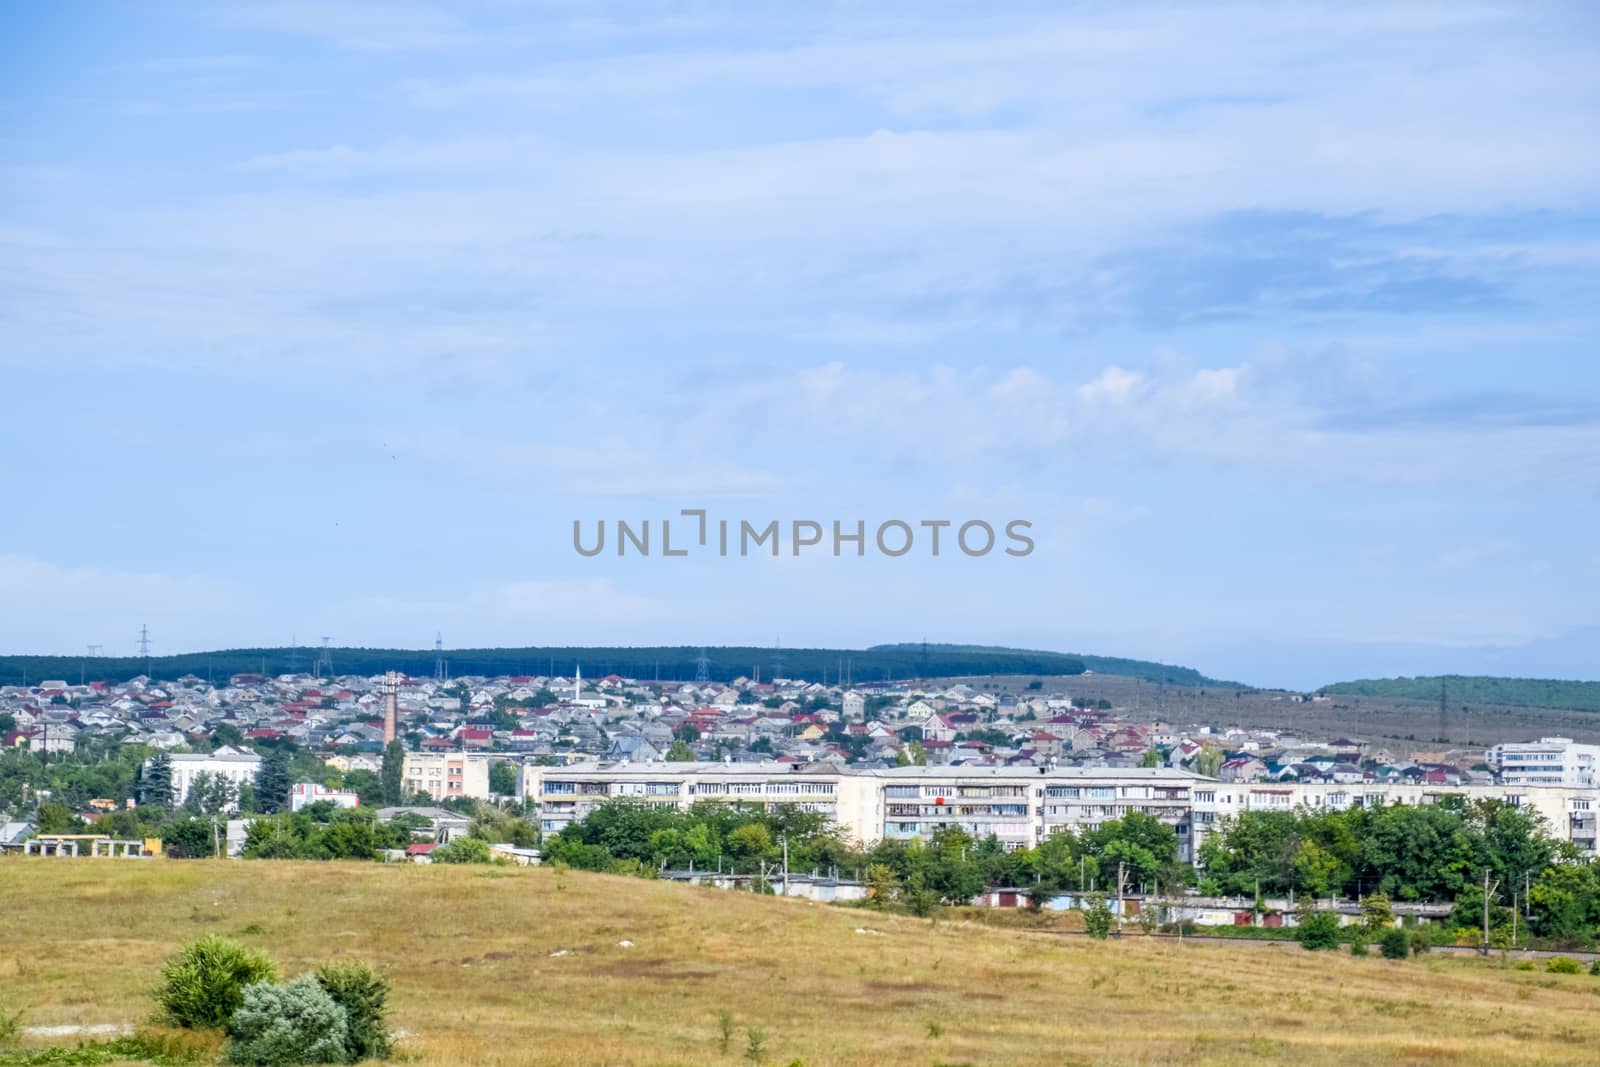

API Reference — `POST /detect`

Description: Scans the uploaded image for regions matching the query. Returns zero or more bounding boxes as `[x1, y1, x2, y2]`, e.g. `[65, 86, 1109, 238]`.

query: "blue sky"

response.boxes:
[2, 1, 1598, 689]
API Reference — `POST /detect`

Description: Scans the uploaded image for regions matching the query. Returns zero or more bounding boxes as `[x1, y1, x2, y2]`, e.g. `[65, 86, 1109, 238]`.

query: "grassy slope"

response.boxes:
[2, 860, 1599, 1067]
[1322, 675, 1600, 714]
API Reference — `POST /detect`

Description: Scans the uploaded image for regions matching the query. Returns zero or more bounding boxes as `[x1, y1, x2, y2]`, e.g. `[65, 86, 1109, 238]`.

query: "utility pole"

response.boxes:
[781, 835, 790, 897]
[1115, 859, 1126, 938]
[1481, 870, 1500, 955]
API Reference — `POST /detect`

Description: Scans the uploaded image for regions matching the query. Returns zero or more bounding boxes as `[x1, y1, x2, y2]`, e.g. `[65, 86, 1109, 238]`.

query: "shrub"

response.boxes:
[1589, 959, 1600, 977]
[1349, 938, 1369, 957]
[1295, 911, 1341, 952]
[224, 976, 349, 1066]
[314, 961, 392, 1062]
[1379, 928, 1411, 959]
[1082, 896, 1113, 940]
[1515, 961, 1536, 971]
[1546, 956, 1582, 975]
[1408, 929, 1433, 957]
[429, 837, 491, 864]
[159, 936, 279, 1030]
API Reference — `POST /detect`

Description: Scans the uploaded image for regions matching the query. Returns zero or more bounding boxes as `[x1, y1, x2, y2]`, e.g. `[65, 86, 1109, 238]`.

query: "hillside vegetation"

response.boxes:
[4, 860, 1600, 1066]
[0, 644, 1110, 688]
[1322, 675, 1600, 714]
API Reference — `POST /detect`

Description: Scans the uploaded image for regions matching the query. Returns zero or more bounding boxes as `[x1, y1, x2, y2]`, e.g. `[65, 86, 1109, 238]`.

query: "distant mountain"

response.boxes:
[1320, 675, 1600, 714]
[0, 644, 1099, 688]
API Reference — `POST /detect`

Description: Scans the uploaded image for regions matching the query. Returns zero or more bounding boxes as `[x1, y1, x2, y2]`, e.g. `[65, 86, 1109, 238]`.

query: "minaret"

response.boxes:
[574, 664, 582, 704]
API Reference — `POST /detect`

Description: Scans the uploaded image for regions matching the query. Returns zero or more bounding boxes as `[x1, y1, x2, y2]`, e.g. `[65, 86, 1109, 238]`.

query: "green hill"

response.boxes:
[868, 643, 1231, 686]
[0, 644, 1102, 688]
[1321, 674, 1600, 714]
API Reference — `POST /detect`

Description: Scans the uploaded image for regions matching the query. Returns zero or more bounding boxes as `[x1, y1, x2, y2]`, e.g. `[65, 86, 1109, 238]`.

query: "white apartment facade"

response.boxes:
[402, 752, 492, 803]
[159, 746, 263, 810]
[1486, 738, 1600, 787]
[522, 761, 1600, 860]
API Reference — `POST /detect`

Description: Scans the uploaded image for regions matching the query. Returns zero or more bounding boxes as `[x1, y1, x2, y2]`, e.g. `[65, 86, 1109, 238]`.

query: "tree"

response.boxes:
[381, 741, 405, 807]
[1379, 926, 1411, 959]
[210, 722, 244, 749]
[488, 761, 518, 796]
[1361, 891, 1394, 936]
[1194, 745, 1225, 778]
[1083, 894, 1114, 939]
[665, 740, 696, 762]
[895, 740, 928, 766]
[254, 750, 291, 815]
[1296, 909, 1342, 951]
[142, 752, 174, 809]
[1139, 748, 1161, 768]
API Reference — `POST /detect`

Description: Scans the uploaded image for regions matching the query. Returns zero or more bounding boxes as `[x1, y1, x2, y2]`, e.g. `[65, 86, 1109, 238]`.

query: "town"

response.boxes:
[6, 662, 1599, 920]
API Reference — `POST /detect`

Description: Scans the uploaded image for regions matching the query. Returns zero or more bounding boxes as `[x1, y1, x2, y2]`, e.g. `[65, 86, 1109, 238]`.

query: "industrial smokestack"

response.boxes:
[383, 670, 398, 745]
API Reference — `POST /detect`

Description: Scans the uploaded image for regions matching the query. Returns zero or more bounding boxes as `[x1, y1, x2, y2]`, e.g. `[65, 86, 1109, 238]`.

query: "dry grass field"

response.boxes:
[4, 859, 1600, 1066]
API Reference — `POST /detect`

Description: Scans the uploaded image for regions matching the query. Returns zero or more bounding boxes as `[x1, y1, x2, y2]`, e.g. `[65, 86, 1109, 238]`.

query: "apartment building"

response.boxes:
[522, 761, 874, 836]
[158, 746, 263, 811]
[522, 761, 1600, 859]
[1486, 738, 1600, 787]
[402, 752, 492, 803]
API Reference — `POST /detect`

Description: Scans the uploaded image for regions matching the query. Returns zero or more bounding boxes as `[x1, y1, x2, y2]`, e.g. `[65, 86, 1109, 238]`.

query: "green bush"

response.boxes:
[224, 976, 349, 1066]
[0, 1008, 21, 1045]
[1588, 959, 1600, 977]
[314, 961, 392, 1061]
[1379, 927, 1411, 959]
[1515, 961, 1536, 971]
[428, 837, 491, 864]
[1408, 929, 1433, 957]
[1295, 911, 1341, 952]
[159, 936, 279, 1030]
[1348, 938, 1369, 957]
[1546, 956, 1582, 974]
[1082, 896, 1114, 940]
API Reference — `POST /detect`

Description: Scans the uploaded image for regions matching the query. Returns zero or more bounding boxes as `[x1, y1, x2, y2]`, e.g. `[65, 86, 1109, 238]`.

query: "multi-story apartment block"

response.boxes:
[523, 760, 1600, 860]
[402, 752, 492, 803]
[156, 746, 263, 811]
[1486, 738, 1600, 787]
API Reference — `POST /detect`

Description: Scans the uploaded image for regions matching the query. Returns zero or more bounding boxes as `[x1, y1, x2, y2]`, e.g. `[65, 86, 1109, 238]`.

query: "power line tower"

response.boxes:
[286, 635, 302, 674]
[315, 637, 333, 679]
[770, 637, 784, 682]
[1439, 678, 1449, 743]
[137, 624, 151, 676]
[434, 633, 447, 682]
[694, 649, 711, 685]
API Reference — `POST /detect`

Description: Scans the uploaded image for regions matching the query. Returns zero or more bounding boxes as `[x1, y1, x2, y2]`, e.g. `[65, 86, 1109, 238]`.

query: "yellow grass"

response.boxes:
[3, 858, 1599, 1066]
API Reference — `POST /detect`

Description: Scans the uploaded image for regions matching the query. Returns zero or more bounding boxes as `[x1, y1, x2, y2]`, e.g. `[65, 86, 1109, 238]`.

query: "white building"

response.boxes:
[402, 752, 492, 803]
[289, 782, 361, 813]
[522, 760, 1600, 861]
[1486, 738, 1600, 787]
[159, 746, 263, 811]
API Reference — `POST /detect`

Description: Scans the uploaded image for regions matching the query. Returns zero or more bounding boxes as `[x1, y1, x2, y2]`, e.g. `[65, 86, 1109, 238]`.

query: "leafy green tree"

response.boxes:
[1083, 894, 1114, 939]
[665, 740, 697, 762]
[210, 722, 245, 749]
[488, 761, 518, 795]
[1361, 891, 1394, 935]
[1194, 745, 1225, 778]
